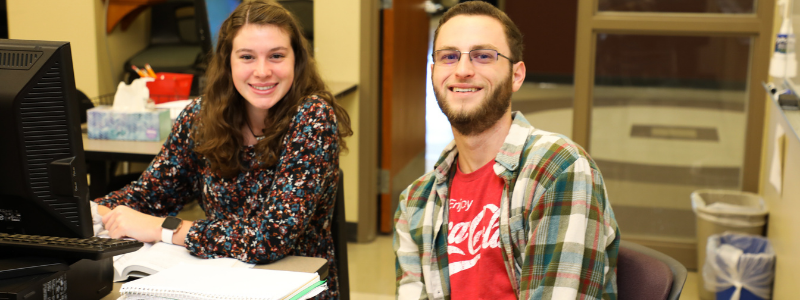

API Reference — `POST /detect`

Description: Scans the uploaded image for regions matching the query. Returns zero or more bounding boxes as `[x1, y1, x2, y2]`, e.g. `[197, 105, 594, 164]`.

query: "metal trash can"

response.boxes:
[691, 190, 768, 300]
[703, 232, 775, 300]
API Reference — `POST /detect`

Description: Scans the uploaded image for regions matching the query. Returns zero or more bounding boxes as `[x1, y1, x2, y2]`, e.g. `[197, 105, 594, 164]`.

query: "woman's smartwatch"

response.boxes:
[161, 216, 183, 244]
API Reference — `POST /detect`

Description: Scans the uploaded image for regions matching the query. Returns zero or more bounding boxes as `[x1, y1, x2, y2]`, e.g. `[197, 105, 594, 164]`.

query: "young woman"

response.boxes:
[95, 1, 351, 298]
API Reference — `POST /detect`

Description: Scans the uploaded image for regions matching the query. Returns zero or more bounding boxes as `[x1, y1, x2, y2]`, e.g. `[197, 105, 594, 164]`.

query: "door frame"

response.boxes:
[572, 0, 776, 193]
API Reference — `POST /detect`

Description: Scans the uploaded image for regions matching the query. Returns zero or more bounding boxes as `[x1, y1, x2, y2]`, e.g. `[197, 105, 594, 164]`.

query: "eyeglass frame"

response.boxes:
[431, 49, 515, 65]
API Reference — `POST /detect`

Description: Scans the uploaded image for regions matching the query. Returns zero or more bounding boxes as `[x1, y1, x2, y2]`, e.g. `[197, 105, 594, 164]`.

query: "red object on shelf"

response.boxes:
[146, 72, 194, 104]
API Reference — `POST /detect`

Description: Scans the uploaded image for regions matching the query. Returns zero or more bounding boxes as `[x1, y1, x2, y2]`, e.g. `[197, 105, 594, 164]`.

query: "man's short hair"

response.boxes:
[433, 1, 524, 63]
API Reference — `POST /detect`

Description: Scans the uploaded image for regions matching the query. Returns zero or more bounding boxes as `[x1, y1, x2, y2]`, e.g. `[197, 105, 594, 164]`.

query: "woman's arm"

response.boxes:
[95, 100, 203, 241]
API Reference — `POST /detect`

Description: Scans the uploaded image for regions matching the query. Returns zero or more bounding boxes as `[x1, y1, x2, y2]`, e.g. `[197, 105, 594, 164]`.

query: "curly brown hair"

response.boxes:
[193, 0, 352, 177]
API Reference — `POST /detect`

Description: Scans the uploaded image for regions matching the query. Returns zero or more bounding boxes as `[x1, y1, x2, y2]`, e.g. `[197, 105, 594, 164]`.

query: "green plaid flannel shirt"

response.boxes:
[394, 112, 620, 300]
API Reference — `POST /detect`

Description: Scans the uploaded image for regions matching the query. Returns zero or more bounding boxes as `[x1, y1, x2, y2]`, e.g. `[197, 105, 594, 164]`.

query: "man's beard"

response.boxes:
[434, 73, 513, 136]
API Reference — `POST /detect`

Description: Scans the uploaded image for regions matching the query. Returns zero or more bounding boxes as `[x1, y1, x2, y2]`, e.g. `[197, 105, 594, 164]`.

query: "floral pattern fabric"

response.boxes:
[95, 95, 341, 299]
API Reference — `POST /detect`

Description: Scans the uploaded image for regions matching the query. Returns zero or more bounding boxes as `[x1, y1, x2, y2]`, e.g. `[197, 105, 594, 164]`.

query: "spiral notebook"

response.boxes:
[118, 264, 327, 300]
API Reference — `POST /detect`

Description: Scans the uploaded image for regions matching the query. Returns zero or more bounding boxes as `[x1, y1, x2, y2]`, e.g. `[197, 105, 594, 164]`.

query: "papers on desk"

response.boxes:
[118, 264, 327, 300]
[113, 242, 254, 282]
[154, 99, 193, 120]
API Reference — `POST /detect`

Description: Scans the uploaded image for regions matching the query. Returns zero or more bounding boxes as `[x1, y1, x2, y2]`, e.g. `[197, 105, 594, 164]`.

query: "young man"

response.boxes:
[393, 2, 620, 299]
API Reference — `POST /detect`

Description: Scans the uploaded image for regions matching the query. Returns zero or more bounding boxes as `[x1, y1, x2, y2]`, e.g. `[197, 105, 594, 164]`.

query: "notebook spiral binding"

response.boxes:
[120, 286, 270, 300]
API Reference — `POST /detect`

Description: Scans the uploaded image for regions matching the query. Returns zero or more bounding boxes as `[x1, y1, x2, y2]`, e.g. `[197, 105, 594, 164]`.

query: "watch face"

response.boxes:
[162, 216, 181, 230]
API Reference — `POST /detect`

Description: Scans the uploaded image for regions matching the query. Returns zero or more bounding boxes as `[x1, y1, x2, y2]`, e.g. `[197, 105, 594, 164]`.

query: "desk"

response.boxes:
[100, 256, 328, 300]
[84, 81, 357, 198]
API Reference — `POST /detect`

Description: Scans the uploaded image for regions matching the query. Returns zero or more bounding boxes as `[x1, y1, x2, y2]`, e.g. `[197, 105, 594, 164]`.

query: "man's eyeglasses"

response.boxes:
[432, 49, 513, 65]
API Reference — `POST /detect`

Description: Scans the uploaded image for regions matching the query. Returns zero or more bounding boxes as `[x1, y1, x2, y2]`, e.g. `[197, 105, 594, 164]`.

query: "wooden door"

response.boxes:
[379, 0, 428, 233]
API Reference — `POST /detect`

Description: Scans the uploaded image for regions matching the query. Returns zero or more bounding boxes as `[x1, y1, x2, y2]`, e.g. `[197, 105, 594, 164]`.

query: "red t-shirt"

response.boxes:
[447, 160, 516, 300]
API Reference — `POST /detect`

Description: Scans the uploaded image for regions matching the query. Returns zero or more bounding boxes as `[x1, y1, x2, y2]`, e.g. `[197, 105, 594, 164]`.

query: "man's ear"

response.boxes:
[511, 61, 526, 92]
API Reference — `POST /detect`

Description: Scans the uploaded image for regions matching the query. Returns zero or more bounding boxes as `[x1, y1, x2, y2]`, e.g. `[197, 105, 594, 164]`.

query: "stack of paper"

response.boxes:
[118, 264, 326, 300]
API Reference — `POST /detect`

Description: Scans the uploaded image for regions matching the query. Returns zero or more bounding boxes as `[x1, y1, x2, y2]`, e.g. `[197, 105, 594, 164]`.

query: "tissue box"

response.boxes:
[87, 106, 171, 141]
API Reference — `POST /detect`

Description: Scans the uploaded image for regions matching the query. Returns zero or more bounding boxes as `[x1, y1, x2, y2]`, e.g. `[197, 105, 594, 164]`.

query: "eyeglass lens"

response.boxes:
[434, 50, 498, 65]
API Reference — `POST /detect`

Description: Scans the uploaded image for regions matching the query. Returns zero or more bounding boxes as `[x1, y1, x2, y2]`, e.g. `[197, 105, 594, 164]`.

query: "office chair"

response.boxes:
[331, 169, 350, 300]
[125, 0, 204, 95]
[617, 240, 688, 300]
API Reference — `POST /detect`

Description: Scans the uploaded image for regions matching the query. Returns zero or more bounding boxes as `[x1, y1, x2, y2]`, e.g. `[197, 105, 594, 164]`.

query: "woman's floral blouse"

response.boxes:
[95, 95, 342, 299]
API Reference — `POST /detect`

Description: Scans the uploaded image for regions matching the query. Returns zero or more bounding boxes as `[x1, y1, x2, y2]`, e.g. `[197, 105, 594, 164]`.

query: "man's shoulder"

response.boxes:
[526, 128, 587, 158]
[517, 128, 597, 173]
[506, 112, 590, 166]
[398, 170, 438, 207]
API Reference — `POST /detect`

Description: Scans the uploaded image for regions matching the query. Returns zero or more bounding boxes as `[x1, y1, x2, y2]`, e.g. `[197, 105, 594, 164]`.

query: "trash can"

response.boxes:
[691, 190, 768, 300]
[703, 232, 775, 300]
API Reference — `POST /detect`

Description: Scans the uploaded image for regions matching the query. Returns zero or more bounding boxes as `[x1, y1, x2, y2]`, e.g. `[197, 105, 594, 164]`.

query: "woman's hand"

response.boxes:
[101, 205, 163, 243]
[96, 205, 111, 216]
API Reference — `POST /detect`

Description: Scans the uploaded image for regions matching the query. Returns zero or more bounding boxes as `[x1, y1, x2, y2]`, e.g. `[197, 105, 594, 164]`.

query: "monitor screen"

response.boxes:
[195, 0, 314, 56]
[0, 39, 93, 239]
[196, 0, 241, 55]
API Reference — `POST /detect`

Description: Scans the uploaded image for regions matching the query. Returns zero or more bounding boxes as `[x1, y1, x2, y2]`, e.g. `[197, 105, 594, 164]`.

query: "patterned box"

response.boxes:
[87, 106, 171, 141]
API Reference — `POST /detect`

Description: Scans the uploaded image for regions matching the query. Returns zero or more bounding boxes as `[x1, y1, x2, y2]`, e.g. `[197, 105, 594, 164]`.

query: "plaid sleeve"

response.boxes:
[394, 188, 429, 300]
[519, 154, 619, 300]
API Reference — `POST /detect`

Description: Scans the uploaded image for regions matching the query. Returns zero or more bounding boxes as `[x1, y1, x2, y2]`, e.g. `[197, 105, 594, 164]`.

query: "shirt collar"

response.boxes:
[433, 112, 534, 184]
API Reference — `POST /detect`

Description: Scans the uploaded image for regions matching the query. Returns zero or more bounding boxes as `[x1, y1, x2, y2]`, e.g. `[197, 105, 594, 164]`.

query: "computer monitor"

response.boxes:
[0, 39, 93, 239]
[195, 0, 241, 55]
[0, 0, 7, 40]
[195, 0, 314, 56]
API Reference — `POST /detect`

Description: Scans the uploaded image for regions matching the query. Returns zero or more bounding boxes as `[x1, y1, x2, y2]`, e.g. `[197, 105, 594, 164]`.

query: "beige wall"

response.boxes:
[759, 96, 800, 300]
[99, 4, 151, 96]
[6, 0, 149, 98]
[8, 0, 102, 97]
[314, 0, 362, 224]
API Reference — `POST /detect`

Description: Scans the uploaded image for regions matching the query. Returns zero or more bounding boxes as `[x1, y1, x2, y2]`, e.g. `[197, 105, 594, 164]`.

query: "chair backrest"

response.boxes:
[617, 240, 687, 300]
[331, 169, 349, 300]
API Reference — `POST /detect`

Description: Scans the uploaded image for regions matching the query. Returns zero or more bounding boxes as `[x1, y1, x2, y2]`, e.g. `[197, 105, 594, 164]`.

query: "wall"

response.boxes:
[6, 0, 149, 99]
[315, 0, 380, 242]
[8, 0, 102, 97]
[315, 0, 360, 223]
[759, 96, 800, 300]
[99, 3, 151, 96]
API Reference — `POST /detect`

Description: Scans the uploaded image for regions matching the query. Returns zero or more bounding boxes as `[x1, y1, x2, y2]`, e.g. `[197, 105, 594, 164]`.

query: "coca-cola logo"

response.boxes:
[447, 202, 501, 274]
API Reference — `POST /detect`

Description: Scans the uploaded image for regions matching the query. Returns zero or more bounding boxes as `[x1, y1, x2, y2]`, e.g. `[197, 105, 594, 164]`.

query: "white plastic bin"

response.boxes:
[703, 232, 775, 300]
[691, 190, 768, 300]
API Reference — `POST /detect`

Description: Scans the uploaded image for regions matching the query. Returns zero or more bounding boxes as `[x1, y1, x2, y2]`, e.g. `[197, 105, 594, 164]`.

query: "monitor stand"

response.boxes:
[0, 256, 113, 300]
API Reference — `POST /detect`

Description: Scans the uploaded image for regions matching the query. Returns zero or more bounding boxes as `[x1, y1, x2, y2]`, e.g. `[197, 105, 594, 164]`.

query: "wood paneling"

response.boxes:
[504, 0, 578, 78]
[380, 1, 428, 233]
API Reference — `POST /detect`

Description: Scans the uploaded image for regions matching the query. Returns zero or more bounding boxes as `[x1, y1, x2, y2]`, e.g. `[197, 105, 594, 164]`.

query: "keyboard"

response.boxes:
[0, 233, 144, 260]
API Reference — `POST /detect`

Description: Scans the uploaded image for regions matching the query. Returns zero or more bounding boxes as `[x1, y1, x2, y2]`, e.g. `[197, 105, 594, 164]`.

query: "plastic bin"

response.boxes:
[691, 190, 768, 300]
[146, 72, 193, 104]
[703, 232, 775, 300]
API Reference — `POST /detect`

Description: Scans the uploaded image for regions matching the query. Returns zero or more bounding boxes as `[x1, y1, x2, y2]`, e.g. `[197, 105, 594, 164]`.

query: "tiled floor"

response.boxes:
[347, 235, 396, 300]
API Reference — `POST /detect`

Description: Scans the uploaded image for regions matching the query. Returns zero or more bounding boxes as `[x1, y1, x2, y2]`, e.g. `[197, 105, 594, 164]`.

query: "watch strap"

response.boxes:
[161, 227, 175, 244]
[161, 217, 182, 244]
